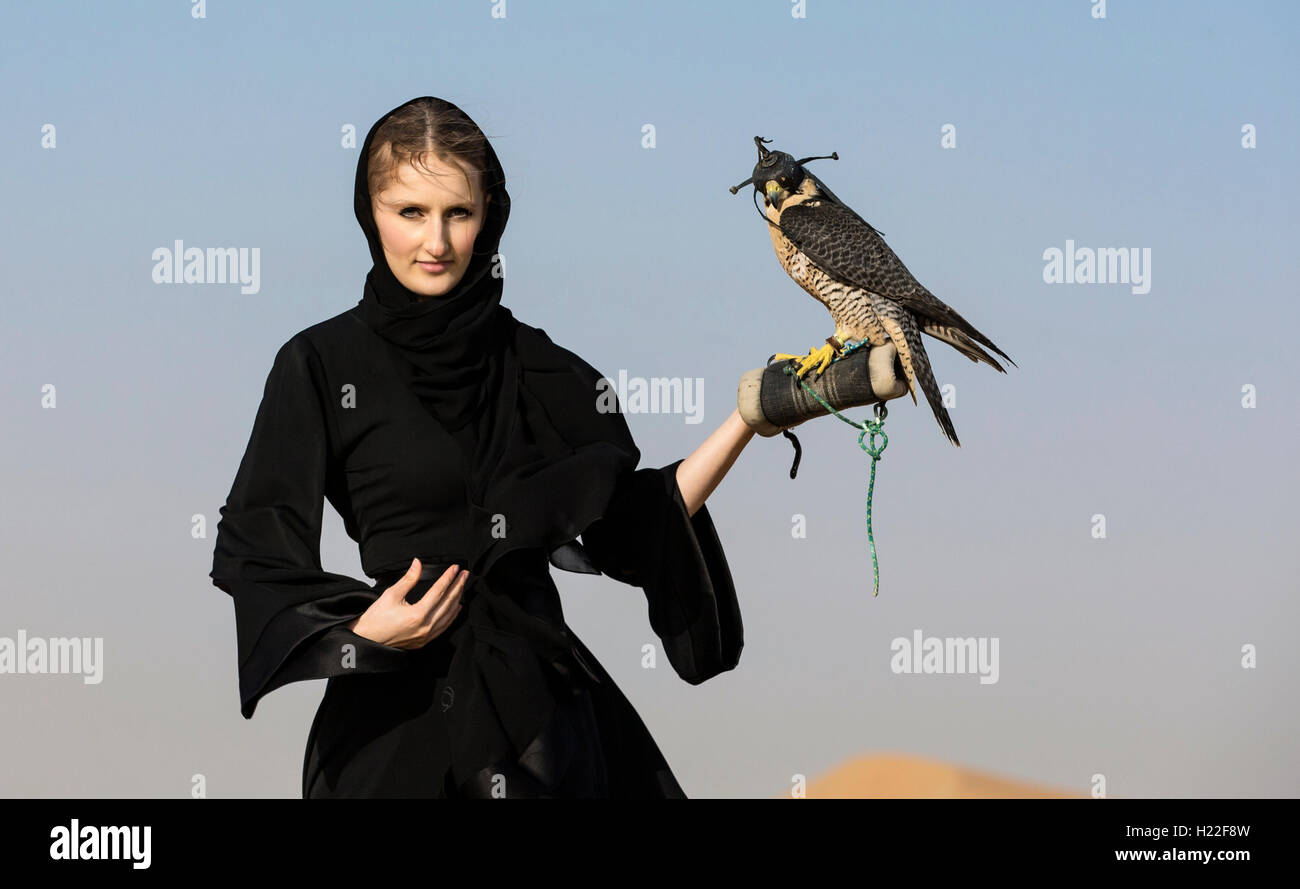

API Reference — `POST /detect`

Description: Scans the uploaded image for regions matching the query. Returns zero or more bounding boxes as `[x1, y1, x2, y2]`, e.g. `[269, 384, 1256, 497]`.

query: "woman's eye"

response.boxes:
[401, 207, 471, 218]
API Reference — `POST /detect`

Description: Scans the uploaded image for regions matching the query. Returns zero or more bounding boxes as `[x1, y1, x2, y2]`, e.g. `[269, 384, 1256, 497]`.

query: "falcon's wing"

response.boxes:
[777, 200, 1015, 367]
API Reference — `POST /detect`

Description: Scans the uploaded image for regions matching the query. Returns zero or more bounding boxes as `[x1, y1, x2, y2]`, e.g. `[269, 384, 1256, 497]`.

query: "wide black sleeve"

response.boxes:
[579, 458, 743, 684]
[209, 336, 412, 719]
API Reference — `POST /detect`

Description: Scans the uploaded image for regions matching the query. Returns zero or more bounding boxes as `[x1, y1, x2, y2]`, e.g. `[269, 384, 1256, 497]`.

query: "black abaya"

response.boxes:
[209, 96, 742, 798]
[209, 311, 743, 798]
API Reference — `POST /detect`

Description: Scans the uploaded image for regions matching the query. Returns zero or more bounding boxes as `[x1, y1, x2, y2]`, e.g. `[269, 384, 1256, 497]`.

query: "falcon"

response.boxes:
[730, 137, 1015, 446]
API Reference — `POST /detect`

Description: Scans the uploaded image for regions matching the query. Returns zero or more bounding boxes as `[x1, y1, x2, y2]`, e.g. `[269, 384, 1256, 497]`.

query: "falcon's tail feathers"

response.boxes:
[922, 323, 1007, 373]
[903, 289, 1017, 370]
[879, 308, 961, 447]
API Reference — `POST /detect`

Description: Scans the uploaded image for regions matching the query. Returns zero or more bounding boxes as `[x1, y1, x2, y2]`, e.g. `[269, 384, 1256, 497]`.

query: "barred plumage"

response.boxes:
[740, 139, 1015, 446]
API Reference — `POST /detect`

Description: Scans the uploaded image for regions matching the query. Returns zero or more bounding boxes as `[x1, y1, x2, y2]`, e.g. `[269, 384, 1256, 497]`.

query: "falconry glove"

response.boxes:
[737, 341, 908, 437]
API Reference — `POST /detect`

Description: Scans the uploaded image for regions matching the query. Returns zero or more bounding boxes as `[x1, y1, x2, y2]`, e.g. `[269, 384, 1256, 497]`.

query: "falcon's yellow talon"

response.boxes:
[808, 343, 835, 376]
[771, 349, 811, 374]
[771, 347, 819, 379]
[773, 343, 837, 379]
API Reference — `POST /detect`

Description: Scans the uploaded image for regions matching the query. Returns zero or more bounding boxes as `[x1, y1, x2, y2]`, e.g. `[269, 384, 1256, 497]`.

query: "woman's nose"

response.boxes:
[423, 222, 449, 257]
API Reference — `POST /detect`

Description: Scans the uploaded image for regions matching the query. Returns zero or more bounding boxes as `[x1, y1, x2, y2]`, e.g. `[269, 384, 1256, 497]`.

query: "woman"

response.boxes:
[209, 96, 904, 798]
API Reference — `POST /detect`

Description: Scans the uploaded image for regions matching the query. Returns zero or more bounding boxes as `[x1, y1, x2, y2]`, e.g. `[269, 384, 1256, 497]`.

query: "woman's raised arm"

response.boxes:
[674, 408, 756, 518]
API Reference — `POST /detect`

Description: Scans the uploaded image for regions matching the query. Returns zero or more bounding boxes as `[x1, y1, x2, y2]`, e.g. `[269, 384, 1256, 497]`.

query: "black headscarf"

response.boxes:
[350, 97, 509, 439]
[349, 96, 639, 578]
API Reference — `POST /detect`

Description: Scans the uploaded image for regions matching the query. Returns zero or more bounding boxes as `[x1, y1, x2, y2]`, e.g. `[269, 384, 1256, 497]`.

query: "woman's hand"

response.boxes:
[346, 558, 468, 649]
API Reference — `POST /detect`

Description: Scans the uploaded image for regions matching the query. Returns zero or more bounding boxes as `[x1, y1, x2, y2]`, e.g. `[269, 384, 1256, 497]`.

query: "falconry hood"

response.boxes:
[729, 136, 840, 209]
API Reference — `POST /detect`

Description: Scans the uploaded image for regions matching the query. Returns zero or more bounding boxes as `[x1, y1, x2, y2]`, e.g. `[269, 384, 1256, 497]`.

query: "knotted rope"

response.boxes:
[778, 340, 889, 596]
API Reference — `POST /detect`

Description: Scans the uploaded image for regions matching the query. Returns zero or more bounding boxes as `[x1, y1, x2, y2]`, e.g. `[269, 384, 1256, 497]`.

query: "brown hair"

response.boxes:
[365, 97, 498, 207]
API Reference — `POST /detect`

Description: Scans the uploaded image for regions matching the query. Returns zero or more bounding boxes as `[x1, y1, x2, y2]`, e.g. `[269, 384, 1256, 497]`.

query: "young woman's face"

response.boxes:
[371, 154, 490, 300]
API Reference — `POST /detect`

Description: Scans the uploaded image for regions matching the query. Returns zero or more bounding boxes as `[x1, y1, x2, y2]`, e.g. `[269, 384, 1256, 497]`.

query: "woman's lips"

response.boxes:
[417, 261, 449, 273]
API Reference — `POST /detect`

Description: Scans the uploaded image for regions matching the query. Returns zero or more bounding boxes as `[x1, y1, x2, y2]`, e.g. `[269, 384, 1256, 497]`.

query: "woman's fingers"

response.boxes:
[370, 560, 467, 647]
[416, 563, 465, 611]
[351, 561, 470, 649]
[421, 567, 468, 639]
[380, 557, 424, 599]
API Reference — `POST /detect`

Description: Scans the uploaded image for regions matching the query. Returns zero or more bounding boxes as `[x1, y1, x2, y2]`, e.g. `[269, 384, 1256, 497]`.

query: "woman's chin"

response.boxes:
[405, 275, 463, 300]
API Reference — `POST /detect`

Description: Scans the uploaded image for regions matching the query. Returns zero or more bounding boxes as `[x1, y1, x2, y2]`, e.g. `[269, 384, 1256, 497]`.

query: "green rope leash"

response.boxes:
[779, 341, 889, 596]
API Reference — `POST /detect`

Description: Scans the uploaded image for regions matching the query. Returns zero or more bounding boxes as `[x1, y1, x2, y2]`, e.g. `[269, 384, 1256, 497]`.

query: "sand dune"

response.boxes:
[781, 753, 1083, 798]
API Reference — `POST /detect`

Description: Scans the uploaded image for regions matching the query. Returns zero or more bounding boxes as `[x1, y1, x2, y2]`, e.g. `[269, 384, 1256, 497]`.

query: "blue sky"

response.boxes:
[1, 0, 1296, 797]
